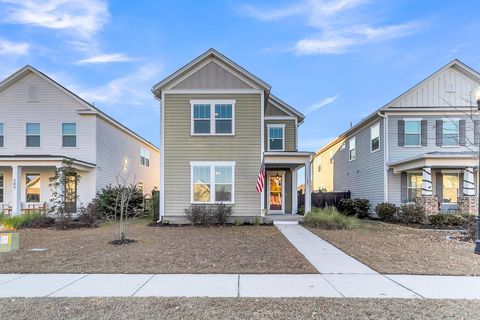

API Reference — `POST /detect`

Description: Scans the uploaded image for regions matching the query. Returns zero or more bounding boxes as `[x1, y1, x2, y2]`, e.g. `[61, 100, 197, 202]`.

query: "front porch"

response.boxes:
[263, 151, 314, 217]
[388, 152, 478, 215]
[0, 156, 96, 215]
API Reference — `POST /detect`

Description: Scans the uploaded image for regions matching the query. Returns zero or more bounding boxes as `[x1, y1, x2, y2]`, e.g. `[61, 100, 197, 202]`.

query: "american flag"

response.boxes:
[256, 160, 265, 193]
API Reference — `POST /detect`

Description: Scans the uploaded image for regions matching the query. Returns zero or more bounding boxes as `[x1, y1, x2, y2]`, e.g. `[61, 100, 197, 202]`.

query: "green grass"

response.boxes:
[303, 207, 359, 230]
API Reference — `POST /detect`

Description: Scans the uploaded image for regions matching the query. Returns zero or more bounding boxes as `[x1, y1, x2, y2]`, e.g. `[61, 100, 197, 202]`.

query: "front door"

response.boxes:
[268, 172, 285, 214]
[64, 174, 78, 214]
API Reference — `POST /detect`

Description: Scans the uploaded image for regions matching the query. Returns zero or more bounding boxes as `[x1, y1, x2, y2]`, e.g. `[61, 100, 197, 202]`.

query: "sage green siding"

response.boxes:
[164, 93, 262, 217]
[265, 102, 290, 116]
[265, 120, 296, 152]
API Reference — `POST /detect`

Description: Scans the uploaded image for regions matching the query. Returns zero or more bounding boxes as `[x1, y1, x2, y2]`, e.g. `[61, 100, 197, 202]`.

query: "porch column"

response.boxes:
[305, 161, 312, 214]
[292, 169, 298, 214]
[463, 167, 475, 196]
[11, 165, 22, 215]
[459, 167, 477, 215]
[421, 167, 433, 196]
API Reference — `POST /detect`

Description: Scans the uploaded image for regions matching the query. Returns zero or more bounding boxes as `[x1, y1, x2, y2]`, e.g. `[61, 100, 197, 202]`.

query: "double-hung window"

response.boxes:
[407, 172, 422, 203]
[349, 137, 356, 161]
[26, 123, 40, 147]
[62, 123, 76, 147]
[191, 162, 234, 203]
[0, 173, 3, 203]
[268, 124, 285, 151]
[370, 123, 380, 152]
[140, 147, 150, 167]
[26, 173, 41, 203]
[0, 123, 4, 147]
[443, 119, 459, 146]
[191, 100, 235, 135]
[404, 120, 421, 146]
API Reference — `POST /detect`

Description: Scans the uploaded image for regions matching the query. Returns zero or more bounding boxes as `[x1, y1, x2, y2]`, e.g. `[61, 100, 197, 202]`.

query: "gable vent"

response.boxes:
[28, 85, 39, 102]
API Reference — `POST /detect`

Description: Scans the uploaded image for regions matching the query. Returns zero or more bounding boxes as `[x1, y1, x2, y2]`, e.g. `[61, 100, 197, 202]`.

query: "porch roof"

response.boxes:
[0, 155, 96, 171]
[387, 151, 478, 173]
[264, 151, 314, 170]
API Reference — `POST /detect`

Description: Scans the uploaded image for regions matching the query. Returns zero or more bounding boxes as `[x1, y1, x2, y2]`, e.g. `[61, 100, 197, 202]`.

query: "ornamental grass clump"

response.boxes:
[304, 207, 359, 230]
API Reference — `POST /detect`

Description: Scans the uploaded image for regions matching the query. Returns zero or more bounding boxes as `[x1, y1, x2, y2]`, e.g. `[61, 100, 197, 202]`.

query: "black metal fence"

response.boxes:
[298, 190, 351, 211]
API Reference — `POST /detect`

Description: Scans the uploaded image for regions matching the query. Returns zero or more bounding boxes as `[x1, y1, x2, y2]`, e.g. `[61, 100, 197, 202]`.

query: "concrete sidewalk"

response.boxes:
[0, 223, 479, 299]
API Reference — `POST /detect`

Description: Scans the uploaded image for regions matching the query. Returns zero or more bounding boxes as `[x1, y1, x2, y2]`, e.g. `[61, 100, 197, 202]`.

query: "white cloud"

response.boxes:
[0, 38, 29, 55]
[305, 95, 338, 114]
[241, 0, 422, 55]
[77, 53, 134, 64]
[0, 0, 109, 39]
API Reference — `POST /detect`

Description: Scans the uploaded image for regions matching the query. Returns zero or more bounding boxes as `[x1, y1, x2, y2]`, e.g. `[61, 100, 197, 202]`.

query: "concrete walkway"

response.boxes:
[0, 223, 479, 299]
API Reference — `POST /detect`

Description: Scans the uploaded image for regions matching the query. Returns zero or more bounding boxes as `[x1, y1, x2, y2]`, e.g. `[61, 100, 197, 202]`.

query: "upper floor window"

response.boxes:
[191, 100, 235, 135]
[268, 124, 285, 151]
[62, 123, 77, 147]
[26, 123, 40, 147]
[191, 162, 234, 203]
[0, 123, 4, 148]
[141, 147, 150, 167]
[370, 123, 380, 152]
[349, 137, 356, 161]
[443, 119, 459, 146]
[317, 158, 322, 172]
[405, 120, 421, 146]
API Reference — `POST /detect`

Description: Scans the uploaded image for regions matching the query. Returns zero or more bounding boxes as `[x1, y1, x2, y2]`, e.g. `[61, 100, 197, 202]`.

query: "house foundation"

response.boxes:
[458, 196, 477, 215]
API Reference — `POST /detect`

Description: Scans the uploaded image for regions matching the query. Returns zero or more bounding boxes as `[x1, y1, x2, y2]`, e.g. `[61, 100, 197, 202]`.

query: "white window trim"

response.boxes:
[370, 122, 380, 153]
[266, 171, 285, 214]
[25, 122, 41, 148]
[190, 161, 235, 204]
[25, 172, 41, 204]
[349, 137, 356, 161]
[267, 124, 285, 151]
[406, 171, 422, 203]
[0, 122, 4, 148]
[190, 100, 236, 136]
[61, 122, 77, 148]
[140, 147, 150, 167]
[441, 117, 460, 147]
[403, 118, 422, 147]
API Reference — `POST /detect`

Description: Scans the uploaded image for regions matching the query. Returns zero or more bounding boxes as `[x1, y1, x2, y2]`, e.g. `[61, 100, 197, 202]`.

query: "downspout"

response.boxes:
[377, 111, 388, 202]
[153, 92, 164, 223]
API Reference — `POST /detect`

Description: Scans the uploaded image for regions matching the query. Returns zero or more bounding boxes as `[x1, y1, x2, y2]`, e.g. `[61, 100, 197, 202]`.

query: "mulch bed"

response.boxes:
[1, 297, 479, 320]
[0, 221, 316, 274]
[308, 221, 480, 276]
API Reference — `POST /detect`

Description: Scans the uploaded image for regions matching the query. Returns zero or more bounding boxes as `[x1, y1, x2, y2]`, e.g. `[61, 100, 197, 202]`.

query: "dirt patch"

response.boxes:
[0, 221, 316, 274]
[308, 221, 480, 276]
[1, 297, 479, 320]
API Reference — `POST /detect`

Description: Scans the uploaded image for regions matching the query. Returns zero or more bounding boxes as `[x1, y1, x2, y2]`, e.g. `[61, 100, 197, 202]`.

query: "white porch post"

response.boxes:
[421, 167, 433, 196]
[11, 165, 21, 215]
[463, 167, 476, 196]
[292, 169, 298, 214]
[305, 161, 312, 214]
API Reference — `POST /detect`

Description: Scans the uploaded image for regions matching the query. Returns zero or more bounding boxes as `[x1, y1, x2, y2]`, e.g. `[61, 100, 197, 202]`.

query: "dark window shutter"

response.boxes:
[475, 120, 480, 146]
[459, 120, 466, 146]
[400, 172, 407, 203]
[398, 120, 405, 147]
[421, 120, 428, 146]
[436, 171, 443, 203]
[436, 120, 443, 147]
[459, 172, 464, 196]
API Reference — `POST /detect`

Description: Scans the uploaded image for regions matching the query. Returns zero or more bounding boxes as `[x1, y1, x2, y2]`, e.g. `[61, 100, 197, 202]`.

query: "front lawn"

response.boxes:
[0, 220, 316, 274]
[308, 221, 480, 276]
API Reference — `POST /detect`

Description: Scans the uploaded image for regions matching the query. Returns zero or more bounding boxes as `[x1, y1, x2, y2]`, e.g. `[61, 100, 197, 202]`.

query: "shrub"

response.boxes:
[338, 198, 370, 218]
[304, 207, 359, 230]
[461, 213, 477, 240]
[77, 202, 100, 227]
[214, 203, 233, 226]
[0, 213, 53, 230]
[398, 204, 425, 224]
[375, 202, 398, 222]
[185, 204, 234, 226]
[95, 184, 144, 218]
[149, 189, 159, 221]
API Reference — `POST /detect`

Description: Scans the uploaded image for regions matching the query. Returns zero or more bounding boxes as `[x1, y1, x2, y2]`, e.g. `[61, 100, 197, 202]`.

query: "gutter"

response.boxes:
[154, 93, 164, 224]
[377, 111, 389, 202]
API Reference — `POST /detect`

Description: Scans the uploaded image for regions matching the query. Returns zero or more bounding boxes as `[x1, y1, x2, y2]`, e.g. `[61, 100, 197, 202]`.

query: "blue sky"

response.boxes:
[0, 0, 479, 152]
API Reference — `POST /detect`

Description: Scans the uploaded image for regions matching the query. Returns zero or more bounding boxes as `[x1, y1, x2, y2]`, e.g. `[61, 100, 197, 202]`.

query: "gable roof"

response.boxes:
[268, 94, 305, 124]
[0, 65, 159, 151]
[152, 48, 271, 97]
[317, 59, 480, 153]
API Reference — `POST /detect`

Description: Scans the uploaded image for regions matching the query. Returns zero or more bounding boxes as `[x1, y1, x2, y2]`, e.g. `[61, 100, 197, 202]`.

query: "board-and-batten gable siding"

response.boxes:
[391, 65, 480, 108]
[387, 115, 475, 163]
[0, 72, 96, 164]
[163, 93, 261, 217]
[332, 119, 385, 208]
[95, 117, 160, 194]
[171, 61, 254, 90]
[264, 120, 296, 152]
[265, 102, 290, 117]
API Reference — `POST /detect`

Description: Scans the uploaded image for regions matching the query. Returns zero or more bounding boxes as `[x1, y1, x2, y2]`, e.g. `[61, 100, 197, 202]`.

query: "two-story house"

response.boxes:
[0, 65, 160, 215]
[313, 60, 480, 215]
[152, 49, 313, 223]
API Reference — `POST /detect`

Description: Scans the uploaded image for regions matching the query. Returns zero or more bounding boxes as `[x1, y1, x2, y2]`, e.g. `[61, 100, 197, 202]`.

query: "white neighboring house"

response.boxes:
[0, 65, 160, 215]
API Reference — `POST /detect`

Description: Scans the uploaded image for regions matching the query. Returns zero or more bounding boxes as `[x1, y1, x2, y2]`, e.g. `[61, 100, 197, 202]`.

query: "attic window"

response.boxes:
[28, 86, 38, 102]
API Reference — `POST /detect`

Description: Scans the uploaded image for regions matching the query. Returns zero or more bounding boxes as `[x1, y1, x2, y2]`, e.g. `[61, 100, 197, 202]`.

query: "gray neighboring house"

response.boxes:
[152, 49, 313, 223]
[314, 59, 480, 215]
